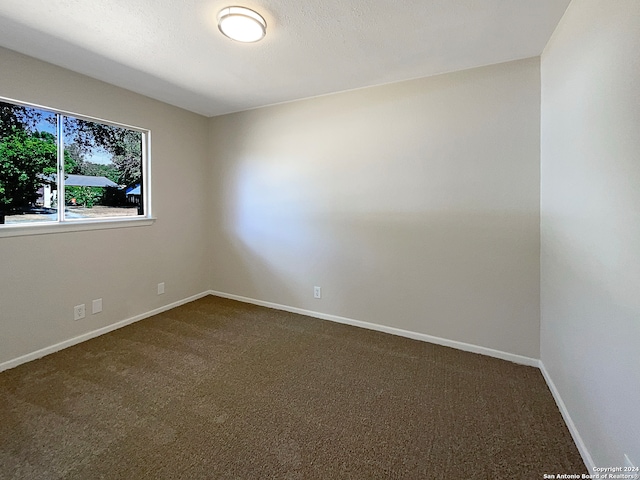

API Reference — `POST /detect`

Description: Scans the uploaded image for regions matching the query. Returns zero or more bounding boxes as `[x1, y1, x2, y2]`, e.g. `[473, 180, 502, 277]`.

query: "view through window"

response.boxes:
[0, 98, 148, 227]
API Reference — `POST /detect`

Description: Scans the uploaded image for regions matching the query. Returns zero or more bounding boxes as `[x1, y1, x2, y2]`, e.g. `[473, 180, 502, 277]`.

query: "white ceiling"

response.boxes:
[0, 0, 571, 117]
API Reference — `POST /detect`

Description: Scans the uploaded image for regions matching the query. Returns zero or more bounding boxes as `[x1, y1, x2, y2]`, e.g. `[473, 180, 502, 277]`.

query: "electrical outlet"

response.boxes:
[73, 304, 85, 321]
[92, 298, 102, 314]
[157, 282, 165, 295]
[314, 286, 321, 299]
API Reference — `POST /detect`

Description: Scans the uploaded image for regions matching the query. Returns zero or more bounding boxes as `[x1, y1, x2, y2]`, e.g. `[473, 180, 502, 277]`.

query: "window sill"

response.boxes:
[0, 217, 156, 238]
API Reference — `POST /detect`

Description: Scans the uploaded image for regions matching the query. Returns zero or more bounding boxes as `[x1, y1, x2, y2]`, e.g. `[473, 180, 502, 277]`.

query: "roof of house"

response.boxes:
[65, 175, 119, 188]
[126, 185, 141, 196]
[40, 174, 120, 188]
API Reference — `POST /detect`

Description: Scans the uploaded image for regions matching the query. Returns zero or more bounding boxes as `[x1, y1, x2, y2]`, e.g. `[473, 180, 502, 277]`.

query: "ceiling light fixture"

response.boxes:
[217, 6, 267, 43]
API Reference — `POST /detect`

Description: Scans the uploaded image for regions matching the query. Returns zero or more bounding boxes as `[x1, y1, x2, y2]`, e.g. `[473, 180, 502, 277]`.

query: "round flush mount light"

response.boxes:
[217, 6, 267, 43]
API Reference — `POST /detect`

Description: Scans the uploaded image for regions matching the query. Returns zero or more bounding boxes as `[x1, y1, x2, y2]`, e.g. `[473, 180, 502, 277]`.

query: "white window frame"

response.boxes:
[0, 96, 154, 238]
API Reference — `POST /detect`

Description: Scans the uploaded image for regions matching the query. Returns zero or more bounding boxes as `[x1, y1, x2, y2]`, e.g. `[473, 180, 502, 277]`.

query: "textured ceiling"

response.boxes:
[0, 0, 571, 117]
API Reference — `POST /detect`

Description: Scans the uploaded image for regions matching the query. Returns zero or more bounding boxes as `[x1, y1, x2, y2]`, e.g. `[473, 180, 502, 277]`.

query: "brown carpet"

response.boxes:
[0, 295, 585, 479]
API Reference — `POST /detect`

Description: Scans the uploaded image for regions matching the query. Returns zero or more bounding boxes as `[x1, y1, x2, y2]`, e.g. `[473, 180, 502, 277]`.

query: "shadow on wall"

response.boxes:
[211, 185, 540, 355]
[212, 228, 297, 306]
[207, 58, 540, 355]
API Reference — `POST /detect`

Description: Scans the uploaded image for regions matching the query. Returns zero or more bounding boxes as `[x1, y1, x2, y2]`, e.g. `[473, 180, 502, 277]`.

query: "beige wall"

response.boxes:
[209, 58, 541, 358]
[0, 47, 210, 365]
[540, 0, 640, 469]
[3, 4, 636, 466]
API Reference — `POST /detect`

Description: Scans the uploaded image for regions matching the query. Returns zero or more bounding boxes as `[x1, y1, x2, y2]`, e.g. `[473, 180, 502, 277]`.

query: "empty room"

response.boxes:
[0, 0, 638, 478]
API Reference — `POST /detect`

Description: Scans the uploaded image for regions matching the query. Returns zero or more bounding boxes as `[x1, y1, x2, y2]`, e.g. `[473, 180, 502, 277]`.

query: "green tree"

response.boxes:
[0, 129, 57, 211]
[64, 142, 119, 182]
[79, 161, 120, 183]
[63, 142, 84, 174]
[66, 119, 142, 185]
[0, 102, 44, 138]
[65, 186, 102, 208]
[111, 130, 142, 186]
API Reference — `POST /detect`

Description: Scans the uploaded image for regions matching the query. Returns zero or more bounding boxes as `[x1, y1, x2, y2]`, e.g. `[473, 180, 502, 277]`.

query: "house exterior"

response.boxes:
[125, 184, 141, 205]
[37, 174, 120, 208]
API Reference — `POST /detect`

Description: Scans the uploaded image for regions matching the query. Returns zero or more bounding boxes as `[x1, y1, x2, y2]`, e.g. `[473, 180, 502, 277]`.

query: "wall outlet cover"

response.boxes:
[73, 304, 86, 321]
[92, 298, 103, 314]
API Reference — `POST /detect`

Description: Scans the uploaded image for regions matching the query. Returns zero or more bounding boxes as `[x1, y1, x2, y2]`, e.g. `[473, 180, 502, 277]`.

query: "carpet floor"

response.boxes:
[0, 295, 586, 479]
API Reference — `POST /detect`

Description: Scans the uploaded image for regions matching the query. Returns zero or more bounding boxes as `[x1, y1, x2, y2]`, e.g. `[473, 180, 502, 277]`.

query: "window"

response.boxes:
[0, 97, 150, 231]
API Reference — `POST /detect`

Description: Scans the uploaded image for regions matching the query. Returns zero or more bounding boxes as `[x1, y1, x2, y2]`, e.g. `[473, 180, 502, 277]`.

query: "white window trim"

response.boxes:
[0, 96, 153, 235]
[0, 217, 156, 238]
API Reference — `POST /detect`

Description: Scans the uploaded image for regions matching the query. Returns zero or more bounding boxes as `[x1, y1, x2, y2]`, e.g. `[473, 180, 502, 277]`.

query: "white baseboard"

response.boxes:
[0, 291, 211, 373]
[539, 360, 595, 472]
[208, 290, 539, 367]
